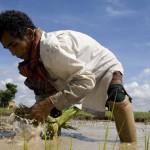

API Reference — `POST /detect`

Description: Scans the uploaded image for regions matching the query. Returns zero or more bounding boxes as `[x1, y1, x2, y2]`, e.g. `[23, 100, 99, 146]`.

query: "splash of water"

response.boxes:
[0, 113, 44, 145]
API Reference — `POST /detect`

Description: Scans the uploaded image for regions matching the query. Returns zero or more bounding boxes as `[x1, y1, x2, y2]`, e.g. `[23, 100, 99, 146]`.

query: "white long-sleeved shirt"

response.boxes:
[39, 30, 123, 117]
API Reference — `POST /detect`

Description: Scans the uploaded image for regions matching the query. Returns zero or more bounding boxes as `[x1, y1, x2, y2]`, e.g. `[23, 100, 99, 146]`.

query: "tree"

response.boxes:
[0, 83, 17, 107]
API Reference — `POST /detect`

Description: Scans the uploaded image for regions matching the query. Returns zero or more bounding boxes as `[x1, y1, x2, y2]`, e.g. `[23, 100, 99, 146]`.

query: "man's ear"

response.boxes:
[26, 28, 35, 40]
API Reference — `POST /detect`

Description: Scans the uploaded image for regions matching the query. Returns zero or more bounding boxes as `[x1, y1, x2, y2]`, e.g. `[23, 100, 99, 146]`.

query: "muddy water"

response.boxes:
[0, 119, 149, 150]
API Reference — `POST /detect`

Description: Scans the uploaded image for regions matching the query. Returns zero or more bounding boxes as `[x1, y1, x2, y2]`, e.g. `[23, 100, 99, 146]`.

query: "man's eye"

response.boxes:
[12, 44, 17, 47]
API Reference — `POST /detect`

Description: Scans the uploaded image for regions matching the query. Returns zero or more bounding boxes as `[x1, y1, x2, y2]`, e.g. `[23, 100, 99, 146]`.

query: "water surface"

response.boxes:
[0, 118, 149, 150]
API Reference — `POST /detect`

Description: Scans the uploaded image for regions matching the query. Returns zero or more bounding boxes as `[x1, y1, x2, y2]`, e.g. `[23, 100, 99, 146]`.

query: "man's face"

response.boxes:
[1, 30, 33, 60]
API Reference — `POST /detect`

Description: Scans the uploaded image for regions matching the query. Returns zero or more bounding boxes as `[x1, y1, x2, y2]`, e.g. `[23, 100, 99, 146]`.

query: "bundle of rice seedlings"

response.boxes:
[14, 105, 80, 139]
[43, 106, 80, 139]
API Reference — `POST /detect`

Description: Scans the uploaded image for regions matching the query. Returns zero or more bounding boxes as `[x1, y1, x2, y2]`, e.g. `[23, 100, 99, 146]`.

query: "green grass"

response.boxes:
[134, 111, 150, 124]
[0, 107, 150, 123]
[0, 107, 14, 116]
[72, 109, 150, 123]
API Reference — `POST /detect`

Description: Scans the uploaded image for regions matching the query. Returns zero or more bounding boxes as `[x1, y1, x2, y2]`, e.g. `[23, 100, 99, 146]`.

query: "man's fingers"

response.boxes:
[27, 110, 47, 124]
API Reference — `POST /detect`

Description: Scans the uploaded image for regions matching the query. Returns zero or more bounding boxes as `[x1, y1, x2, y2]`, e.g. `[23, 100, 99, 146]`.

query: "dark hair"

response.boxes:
[0, 10, 36, 40]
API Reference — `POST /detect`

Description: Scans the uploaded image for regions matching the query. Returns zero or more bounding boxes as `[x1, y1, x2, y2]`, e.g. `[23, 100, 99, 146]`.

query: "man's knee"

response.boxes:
[110, 71, 123, 85]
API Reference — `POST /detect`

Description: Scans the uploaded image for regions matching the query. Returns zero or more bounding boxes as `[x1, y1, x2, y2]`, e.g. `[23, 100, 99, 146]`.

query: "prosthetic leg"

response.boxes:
[108, 96, 137, 142]
[107, 72, 137, 143]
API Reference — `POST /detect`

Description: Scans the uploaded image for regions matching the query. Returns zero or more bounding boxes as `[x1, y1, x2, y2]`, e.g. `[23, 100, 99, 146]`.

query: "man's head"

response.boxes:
[0, 10, 37, 59]
[0, 10, 36, 40]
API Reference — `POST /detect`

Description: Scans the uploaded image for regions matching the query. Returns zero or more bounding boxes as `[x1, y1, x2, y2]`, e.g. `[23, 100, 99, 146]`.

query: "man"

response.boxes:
[0, 10, 137, 142]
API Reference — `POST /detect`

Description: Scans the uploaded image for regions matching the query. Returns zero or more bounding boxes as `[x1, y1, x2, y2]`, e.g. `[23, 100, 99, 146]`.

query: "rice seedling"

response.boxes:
[23, 129, 28, 150]
[145, 133, 149, 150]
[69, 138, 73, 150]
[102, 90, 117, 150]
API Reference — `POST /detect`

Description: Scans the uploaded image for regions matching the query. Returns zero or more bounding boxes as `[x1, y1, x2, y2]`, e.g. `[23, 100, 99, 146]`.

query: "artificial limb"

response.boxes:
[107, 72, 137, 143]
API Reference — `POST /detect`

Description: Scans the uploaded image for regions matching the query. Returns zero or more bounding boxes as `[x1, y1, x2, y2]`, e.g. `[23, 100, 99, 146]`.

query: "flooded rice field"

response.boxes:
[0, 116, 149, 150]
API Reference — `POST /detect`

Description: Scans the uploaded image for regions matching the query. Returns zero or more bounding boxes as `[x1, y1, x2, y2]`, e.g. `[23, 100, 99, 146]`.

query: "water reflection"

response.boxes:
[0, 130, 16, 139]
[118, 143, 138, 150]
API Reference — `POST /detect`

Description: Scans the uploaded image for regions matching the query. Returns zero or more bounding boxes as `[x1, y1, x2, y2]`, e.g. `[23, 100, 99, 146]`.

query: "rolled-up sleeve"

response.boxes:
[50, 70, 95, 110]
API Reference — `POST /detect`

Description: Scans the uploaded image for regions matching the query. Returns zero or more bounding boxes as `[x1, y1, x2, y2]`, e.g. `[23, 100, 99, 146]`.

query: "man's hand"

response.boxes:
[28, 97, 54, 125]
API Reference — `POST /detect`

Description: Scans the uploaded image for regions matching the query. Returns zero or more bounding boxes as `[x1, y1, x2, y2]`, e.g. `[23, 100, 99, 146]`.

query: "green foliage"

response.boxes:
[6, 83, 17, 95]
[0, 83, 17, 107]
[0, 107, 14, 116]
[134, 111, 150, 124]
